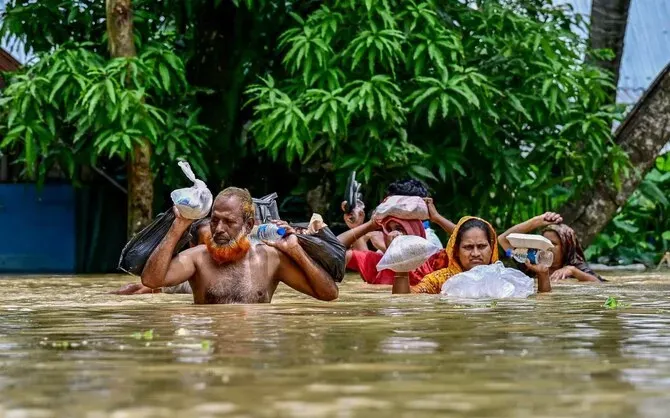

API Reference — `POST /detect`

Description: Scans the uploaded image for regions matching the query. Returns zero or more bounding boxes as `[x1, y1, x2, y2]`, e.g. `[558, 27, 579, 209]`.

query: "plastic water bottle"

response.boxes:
[248, 223, 286, 243]
[423, 221, 443, 249]
[506, 248, 553, 267]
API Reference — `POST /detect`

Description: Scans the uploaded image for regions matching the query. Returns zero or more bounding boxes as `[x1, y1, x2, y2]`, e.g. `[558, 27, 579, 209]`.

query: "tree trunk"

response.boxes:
[306, 182, 332, 216]
[588, 0, 631, 103]
[560, 64, 670, 246]
[106, 0, 153, 238]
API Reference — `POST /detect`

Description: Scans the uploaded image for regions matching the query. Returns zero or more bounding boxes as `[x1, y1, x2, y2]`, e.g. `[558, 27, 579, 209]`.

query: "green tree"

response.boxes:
[0, 0, 209, 237]
[586, 153, 670, 266]
[106, 0, 154, 237]
[560, 0, 669, 251]
[245, 0, 627, 223]
[0, 45, 209, 195]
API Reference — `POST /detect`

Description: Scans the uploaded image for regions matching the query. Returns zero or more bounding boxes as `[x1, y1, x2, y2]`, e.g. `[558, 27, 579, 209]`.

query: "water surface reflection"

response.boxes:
[1, 273, 670, 417]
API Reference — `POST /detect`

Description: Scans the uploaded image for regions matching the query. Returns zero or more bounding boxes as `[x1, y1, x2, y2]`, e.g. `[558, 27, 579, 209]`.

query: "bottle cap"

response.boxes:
[505, 249, 512, 257]
[423, 221, 430, 229]
[277, 227, 286, 236]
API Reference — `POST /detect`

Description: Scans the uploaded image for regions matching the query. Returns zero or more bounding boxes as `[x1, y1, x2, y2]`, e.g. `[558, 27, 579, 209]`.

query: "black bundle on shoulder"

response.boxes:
[117, 211, 206, 275]
[294, 227, 346, 283]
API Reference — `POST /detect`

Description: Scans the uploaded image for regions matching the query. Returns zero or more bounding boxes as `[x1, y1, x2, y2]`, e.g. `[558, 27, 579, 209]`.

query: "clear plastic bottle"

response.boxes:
[248, 223, 286, 243]
[506, 248, 553, 267]
[423, 221, 443, 249]
[248, 226, 260, 246]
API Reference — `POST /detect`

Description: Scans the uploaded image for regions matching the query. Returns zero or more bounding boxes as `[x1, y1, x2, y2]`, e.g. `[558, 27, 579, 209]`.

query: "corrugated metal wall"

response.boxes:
[559, 0, 670, 104]
[0, 0, 31, 65]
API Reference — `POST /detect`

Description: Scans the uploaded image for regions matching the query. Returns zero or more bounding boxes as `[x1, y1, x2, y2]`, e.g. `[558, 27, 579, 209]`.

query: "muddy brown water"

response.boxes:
[1, 272, 670, 417]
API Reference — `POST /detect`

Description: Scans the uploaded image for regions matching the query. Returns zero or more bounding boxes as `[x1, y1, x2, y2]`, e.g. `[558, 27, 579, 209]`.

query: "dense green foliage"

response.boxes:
[586, 154, 670, 266]
[0, 1, 209, 186]
[0, 45, 209, 185]
[0, 0, 665, 264]
[246, 0, 627, 225]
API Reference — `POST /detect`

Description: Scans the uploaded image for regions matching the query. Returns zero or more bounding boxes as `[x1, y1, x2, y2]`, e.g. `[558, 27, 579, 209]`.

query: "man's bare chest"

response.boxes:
[195, 259, 273, 304]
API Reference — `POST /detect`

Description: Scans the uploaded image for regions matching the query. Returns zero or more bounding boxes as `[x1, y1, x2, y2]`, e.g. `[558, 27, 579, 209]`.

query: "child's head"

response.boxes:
[189, 217, 212, 247]
[542, 224, 580, 269]
[386, 179, 429, 198]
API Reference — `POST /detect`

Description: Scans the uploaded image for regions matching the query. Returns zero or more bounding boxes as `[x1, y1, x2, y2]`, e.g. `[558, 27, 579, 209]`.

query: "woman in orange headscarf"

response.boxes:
[407, 216, 499, 294]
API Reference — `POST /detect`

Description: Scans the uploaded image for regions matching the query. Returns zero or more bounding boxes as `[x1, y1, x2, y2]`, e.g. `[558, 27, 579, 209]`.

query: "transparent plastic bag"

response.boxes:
[376, 235, 442, 272]
[424, 226, 443, 249]
[372, 195, 429, 221]
[170, 161, 213, 219]
[441, 262, 534, 299]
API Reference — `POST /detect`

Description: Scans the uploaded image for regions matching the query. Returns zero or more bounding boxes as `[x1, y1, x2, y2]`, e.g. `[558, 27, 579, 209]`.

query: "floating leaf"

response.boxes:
[603, 297, 630, 309]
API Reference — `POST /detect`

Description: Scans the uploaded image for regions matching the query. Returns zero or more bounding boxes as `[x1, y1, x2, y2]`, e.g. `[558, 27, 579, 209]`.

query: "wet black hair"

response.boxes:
[455, 219, 492, 248]
[386, 179, 429, 198]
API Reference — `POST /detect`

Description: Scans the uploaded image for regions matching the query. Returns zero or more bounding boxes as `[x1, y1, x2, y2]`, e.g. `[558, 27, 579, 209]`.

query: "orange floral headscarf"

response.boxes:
[412, 216, 498, 294]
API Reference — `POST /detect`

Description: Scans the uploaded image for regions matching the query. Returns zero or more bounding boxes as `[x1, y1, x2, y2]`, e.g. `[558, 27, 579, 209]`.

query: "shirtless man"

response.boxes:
[141, 187, 339, 304]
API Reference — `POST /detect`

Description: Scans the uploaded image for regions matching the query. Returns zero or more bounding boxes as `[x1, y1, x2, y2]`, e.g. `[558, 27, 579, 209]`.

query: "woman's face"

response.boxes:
[543, 231, 563, 268]
[457, 228, 492, 271]
[383, 220, 406, 247]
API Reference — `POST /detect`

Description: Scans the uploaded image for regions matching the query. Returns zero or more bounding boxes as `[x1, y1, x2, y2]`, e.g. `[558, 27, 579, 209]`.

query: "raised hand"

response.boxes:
[525, 259, 549, 276]
[423, 197, 438, 221]
[538, 211, 563, 227]
[173, 206, 195, 229]
[341, 200, 366, 229]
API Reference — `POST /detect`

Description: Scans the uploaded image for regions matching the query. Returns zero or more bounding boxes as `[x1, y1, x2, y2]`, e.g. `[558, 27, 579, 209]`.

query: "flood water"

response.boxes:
[2, 272, 670, 417]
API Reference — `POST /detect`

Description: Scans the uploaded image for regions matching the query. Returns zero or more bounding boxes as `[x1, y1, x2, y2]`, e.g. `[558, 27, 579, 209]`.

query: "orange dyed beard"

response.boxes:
[205, 234, 251, 265]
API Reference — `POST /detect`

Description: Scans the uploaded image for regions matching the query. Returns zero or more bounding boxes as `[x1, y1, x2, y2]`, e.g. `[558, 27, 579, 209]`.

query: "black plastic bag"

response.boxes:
[117, 210, 193, 276]
[253, 193, 280, 223]
[295, 227, 346, 283]
[343, 171, 362, 214]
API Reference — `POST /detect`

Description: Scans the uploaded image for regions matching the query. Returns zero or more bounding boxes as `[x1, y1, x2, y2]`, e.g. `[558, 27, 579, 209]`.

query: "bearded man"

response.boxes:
[141, 187, 338, 304]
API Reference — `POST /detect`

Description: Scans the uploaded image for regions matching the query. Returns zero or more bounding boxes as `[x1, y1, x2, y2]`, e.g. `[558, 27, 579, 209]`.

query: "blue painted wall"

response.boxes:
[0, 184, 75, 273]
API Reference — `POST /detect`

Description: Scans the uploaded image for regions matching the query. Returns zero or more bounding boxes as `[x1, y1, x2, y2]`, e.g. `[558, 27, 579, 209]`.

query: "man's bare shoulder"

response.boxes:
[249, 244, 284, 274]
[179, 245, 209, 264]
[249, 243, 280, 261]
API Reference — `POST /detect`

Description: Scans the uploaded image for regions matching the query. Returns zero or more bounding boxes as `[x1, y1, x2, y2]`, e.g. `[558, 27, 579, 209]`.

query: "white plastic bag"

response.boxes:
[441, 262, 534, 299]
[425, 226, 443, 249]
[376, 235, 442, 272]
[372, 196, 429, 221]
[307, 213, 327, 234]
[170, 161, 213, 219]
